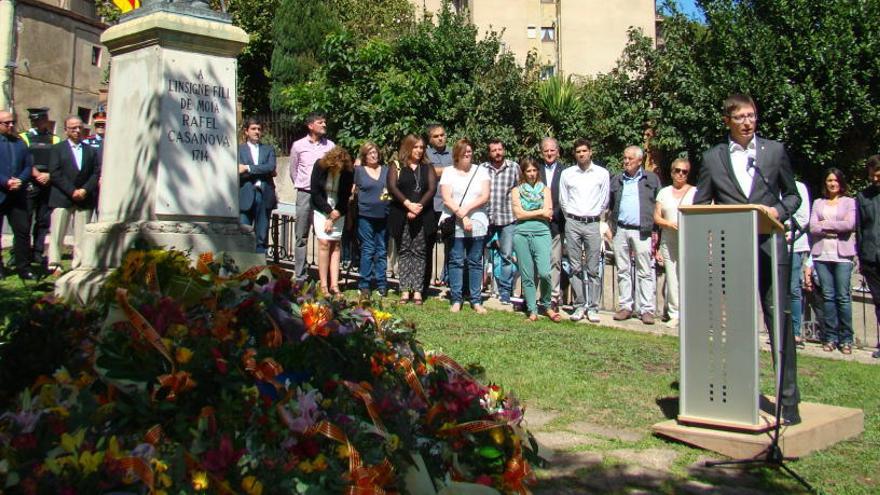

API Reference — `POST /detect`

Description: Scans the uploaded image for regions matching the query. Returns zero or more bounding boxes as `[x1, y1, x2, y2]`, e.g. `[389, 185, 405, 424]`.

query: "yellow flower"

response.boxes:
[168, 323, 189, 338]
[311, 454, 328, 472]
[61, 429, 86, 453]
[161, 338, 174, 350]
[159, 474, 172, 488]
[298, 459, 314, 473]
[175, 347, 194, 364]
[192, 471, 209, 491]
[53, 368, 72, 384]
[107, 436, 121, 459]
[241, 475, 264, 495]
[336, 444, 350, 459]
[489, 428, 506, 446]
[372, 310, 392, 325]
[151, 458, 169, 473]
[386, 434, 400, 452]
[321, 398, 332, 408]
[79, 450, 104, 474]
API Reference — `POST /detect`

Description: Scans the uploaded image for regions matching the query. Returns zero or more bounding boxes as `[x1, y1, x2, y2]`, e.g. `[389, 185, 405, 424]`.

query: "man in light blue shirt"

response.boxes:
[608, 145, 661, 324]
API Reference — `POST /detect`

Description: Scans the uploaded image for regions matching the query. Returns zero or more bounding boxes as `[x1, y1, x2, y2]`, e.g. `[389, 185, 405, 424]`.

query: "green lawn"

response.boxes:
[392, 297, 879, 495]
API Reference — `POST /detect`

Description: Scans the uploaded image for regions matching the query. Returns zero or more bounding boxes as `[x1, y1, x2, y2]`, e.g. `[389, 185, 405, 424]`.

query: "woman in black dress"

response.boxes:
[387, 134, 436, 304]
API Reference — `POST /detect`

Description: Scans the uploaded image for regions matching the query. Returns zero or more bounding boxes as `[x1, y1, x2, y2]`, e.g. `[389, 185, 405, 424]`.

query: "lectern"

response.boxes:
[677, 205, 784, 430]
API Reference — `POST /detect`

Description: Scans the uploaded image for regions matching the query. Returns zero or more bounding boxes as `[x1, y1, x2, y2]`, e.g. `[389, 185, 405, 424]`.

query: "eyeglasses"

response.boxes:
[0, 121, 15, 126]
[672, 168, 690, 175]
[729, 113, 757, 124]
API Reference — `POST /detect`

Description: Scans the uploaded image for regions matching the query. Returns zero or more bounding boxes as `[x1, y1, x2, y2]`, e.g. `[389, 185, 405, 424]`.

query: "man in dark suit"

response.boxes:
[238, 118, 277, 254]
[47, 115, 101, 273]
[0, 110, 34, 279]
[539, 137, 566, 308]
[693, 93, 802, 424]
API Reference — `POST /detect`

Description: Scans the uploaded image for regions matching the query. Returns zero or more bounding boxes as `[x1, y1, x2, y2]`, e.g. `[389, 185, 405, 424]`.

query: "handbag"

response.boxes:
[439, 166, 478, 238]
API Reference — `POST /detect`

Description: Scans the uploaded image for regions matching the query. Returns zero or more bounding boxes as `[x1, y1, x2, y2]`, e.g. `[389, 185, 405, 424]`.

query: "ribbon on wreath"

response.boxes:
[341, 381, 386, 434]
[117, 456, 154, 493]
[153, 371, 196, 401]
[116, 289, 174, 368]
[397, 357, 427, 403]
[305, 420, 395, 495]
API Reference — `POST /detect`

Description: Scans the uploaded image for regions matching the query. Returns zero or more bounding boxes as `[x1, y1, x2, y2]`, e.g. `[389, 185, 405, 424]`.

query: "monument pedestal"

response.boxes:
[56, 5, 254, 303]
[653, 398, 864, 459]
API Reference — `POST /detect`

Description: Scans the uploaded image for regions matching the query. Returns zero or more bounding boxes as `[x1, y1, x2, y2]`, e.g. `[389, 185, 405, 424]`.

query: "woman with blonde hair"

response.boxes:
[387, 135, 436, 304]
[653, 157, 696, 328]
[310, 146, 355, 296]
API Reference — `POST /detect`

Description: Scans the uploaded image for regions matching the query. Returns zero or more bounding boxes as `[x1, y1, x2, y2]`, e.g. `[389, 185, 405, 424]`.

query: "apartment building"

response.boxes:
[413, 0, 656, 77]
[0, 0, 109, 133]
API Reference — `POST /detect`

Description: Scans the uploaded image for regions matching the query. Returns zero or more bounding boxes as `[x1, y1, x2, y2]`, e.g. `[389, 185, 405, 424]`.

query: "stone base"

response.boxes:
[653, 401, 863, 459]
[55, 220, 258, 304]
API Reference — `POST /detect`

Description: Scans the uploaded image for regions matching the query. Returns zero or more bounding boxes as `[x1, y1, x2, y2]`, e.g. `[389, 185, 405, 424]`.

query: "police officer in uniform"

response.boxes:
[19, 107, 60, 269]
[83, 111, 105, 155]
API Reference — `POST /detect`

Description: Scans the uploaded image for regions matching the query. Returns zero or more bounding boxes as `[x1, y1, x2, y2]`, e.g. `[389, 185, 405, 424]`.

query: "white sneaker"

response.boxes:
[587, 311, 601, 323]
[569, 307, 586, 322]
[666, 318, 679, 328]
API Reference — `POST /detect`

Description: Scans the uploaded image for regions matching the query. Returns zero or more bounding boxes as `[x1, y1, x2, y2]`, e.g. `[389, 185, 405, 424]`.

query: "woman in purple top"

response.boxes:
[809, 168, 857, 354]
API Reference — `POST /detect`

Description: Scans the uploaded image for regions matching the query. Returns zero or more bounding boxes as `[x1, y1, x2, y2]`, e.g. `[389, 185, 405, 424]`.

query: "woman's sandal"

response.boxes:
[840, 344, 852, 355]
[822, 342, 836, 352]
[413, 293, 424, 306]
[527, 313, 538, 322]
[400, 292, 411, 304]
[545, 309, 562, 323]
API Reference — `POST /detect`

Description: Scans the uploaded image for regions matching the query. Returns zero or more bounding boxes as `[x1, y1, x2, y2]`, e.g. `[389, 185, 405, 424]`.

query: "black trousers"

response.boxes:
[26, 184, 51, 259]
[759, 235, 800, 407]
[859, 259, 880, 325]
[1, 194, 32, 273]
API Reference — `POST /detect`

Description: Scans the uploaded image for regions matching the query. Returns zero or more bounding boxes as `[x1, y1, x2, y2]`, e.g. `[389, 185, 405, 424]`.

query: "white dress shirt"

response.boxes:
[559, 162, 610, 217]
[68, 139, 83, 170]
[247, 141, 262, 189]
[728, 136, 757, 197]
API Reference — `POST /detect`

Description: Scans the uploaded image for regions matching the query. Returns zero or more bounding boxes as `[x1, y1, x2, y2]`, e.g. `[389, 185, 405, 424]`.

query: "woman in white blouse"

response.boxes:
[439, 138, 491, 313]
[653, 158, 697, 328]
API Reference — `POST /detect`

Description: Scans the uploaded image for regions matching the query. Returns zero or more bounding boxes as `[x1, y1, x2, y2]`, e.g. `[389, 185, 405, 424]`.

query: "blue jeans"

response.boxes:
[789, 251, 805, 337]
[449, 235, 485, 306]
[814, 260, 854, 345]
[357, 216, 387, 290]
[488, 223, 516, 299]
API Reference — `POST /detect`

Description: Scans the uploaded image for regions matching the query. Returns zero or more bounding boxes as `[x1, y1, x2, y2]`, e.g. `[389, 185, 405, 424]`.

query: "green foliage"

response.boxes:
[328, 0, 416, 42]
[227, 0, 281, 114]
[275, 2, 537, 161]
[269, 0, 342, 110]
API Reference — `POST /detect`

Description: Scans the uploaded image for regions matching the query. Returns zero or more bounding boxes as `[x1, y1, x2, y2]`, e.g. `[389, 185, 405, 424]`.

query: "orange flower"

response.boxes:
[301, 303, 332, 337]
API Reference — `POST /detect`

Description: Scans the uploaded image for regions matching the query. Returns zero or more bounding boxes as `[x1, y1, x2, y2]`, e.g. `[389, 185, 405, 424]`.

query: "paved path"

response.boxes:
[524, 407, 780, 494]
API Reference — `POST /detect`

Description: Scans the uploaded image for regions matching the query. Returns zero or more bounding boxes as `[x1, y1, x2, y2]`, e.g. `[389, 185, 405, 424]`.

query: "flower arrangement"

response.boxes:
[0, 250, 540, 494]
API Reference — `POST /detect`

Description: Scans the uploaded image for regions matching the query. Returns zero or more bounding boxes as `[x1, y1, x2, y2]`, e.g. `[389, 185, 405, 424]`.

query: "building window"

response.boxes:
[527, 25, 537, 39]
[91, 46, 101, 66]
[540, 65, 556, 79]
[499, 41, 509, 54]
[77, 107, 91, 125]
[541, 27, 555, 42]
[541, 0, 555, 3]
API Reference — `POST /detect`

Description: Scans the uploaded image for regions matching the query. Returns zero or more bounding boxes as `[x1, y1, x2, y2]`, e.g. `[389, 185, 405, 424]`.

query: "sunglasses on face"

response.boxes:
[672, 168, 690, 175]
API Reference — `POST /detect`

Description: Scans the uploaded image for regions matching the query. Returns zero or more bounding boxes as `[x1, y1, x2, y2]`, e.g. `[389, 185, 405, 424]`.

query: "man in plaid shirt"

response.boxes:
[481, 139, 520, 304]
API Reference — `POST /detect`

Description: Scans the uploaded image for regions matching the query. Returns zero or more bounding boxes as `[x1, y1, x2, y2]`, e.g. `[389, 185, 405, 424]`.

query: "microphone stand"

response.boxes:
[704, 161, 813, 492]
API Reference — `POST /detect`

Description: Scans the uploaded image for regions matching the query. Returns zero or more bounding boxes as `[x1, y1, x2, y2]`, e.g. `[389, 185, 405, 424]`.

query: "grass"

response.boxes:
[391, 296, 879, 495]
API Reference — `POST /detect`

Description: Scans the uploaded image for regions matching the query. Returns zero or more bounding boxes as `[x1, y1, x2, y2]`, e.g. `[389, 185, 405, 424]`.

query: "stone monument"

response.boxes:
[55, 0, 256, 303]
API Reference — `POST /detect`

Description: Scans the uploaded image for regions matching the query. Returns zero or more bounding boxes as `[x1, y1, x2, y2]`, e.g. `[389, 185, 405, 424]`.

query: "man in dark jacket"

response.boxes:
[856, 155, 880, 359]
[47, 116, 101, 273]
[0, 110, 34, 279]
[608, 145, 661, 324]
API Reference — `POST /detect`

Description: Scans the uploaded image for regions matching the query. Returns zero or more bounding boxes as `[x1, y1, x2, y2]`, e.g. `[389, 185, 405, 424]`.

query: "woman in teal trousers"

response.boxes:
[512, 158, 561, 322]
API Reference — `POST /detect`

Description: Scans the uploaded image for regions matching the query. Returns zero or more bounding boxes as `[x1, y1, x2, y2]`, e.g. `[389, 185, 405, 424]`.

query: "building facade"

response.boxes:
[413, 0, 656, 77]
[0, 0, 108, 134]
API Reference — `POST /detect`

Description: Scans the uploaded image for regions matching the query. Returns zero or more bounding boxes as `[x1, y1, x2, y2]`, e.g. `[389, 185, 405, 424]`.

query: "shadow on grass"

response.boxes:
[535, 452, 809, 494]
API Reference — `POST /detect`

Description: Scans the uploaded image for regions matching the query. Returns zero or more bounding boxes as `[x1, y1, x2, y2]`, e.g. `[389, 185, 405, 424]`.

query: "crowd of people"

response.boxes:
[0, 107, 103, 280]
[231, 100, 880, 370]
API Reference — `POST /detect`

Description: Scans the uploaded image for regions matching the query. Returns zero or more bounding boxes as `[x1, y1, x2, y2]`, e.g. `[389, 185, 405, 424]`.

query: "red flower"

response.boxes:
[210, 347, 228, 375]
[301, 303, 332, 337]
[11, 433, 37, 450]
[202, 435, 244, 474]
[291, 438, 321, 458]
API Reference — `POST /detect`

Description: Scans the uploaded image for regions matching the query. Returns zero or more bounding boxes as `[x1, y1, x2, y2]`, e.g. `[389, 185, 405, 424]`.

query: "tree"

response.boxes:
[227, 0, 281, 115]
[269, 0, 341, 110]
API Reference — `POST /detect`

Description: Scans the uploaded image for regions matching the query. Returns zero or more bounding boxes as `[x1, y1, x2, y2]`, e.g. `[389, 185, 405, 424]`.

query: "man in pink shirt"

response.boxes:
[289, 112, 334, 282]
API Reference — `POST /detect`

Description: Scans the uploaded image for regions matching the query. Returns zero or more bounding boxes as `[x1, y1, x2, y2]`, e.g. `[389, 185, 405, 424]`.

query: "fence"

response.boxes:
[266, 205, 880, 348]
